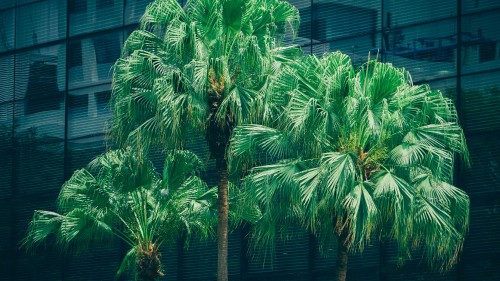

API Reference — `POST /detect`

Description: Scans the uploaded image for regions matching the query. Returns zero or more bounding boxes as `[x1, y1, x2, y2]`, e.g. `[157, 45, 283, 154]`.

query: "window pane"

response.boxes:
[68, 31, 123, 89]
[385, 0, 456, 27]
[15, 44, 65, 141]
[286, 0, 311, 46]
[0, 0, 14, 9]
[311, 0, 381, 43]
[0, 103, 13, 199]
[314, 33, 382, 68]
[67, 136, 106, 174]
[125, 0, 152, 24]
[461, 11, 500, 75]
[0, 9, 15, 53]
[15, 141, 64, 195]
[68, 84, 112, 139]
[0, 55, 14, 103]
[69, 0, 123, 36]
[462, 0, 500, 15]
[462, 72, 500, 134]
[383, 19, 458, 83]
[15, 195, 62, 281]
[16, 0, 67, 48]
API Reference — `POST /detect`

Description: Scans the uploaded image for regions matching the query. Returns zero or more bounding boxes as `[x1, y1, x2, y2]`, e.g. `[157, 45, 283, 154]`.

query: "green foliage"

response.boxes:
[110, 0, 301, 151]
[23, 148, 216, 280]
[229, 52, 470, 271]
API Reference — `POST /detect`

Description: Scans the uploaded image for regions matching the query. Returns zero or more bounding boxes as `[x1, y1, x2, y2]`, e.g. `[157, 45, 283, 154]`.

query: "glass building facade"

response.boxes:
[0, 0, 499, 280]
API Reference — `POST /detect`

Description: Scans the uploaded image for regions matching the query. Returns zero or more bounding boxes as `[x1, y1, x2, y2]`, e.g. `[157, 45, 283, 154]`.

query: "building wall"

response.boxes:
[0, 0, 499, 280]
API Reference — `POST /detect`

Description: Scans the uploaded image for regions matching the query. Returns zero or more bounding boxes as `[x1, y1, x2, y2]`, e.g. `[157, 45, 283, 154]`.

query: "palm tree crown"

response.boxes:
[229, 52, 470, 279]
[110, 1, 301, 279]
[23, 148, 216, 281]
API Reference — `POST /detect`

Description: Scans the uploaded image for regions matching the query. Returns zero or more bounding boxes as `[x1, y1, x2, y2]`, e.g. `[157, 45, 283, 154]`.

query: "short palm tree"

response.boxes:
[23, 148, 216, 281]
[229, 52, 470, 281]
[110, 0, 300, 279]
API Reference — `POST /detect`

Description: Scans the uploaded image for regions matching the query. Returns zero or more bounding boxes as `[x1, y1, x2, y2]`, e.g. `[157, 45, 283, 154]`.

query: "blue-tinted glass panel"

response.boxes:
[68, 31, 123, 89]
[0, 9, 15, 53]
[68, 84, 112, 139]
[463, 132, 500, 195]
[15, 195, 62, 281]
[248, 227, 309, 276]
[311, 0, 380, 43]
[0, 0, 14, 9]
[0, 55, 14, 103]
[427, 78, 457, 101]
[0, 102, 13, 199]
[69, 0, 123, 36]
[125, 0, 152, 24]
[66, 243, 121, 281]
[15, 141, 64, 195]
[15, 44, 65, 141]
[385, 0, 456, 27]
[67, 136, 106, 175]
[462, 0, 500, 15]
[462, 72, 500, 134]
[16, 0, 67, 48]
[182, 238, 217, 280]
[383, 19, 457, 82]
[461, 11, 500, 75]
[314, 33, 382, 68]
[285, 0, 311, 46]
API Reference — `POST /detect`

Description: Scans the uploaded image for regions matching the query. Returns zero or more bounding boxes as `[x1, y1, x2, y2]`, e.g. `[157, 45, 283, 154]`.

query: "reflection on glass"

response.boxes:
[308, 1, 380, 43]
[15, 0, 66, 48]
[461, 11, 500, 74]
[385, 0, 455, 26]
[0, 9, 14, 53]
[15, 44, 65, 141]
[462, 72, 500, 133]
[0, 55, 14, 103]
[68, 32, 122, 89]
[69, 0, 123, 36]
[125, 0, 151, 24]
[0, 103, 12, 198]
[68, 84, 112, 139]
[67, 136, 106, 173]
[382, 19, 457, 82]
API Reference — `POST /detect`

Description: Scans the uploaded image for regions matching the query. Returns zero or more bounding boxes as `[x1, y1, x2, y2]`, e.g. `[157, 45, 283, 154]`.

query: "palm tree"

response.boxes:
[22, 148, 216, 281]
[229, 52, 470, 281]
[110, 0, 300, 279]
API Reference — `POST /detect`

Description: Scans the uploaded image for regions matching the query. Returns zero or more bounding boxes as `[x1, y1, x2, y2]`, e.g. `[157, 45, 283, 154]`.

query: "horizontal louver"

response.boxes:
[69, 0, 123, 36]
[16, 0, 66, 49]
[0, 9, 14, 53]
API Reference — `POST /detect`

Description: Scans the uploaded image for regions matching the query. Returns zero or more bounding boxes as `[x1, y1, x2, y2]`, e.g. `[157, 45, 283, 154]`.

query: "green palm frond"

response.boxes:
[230, 52, 469, 271]
[23, 148, 215, 279]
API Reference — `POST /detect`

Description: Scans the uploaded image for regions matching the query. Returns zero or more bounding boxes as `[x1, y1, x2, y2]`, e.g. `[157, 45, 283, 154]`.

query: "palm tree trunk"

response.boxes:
[334, 231, 349, 281]
[216, 158, 229, 281]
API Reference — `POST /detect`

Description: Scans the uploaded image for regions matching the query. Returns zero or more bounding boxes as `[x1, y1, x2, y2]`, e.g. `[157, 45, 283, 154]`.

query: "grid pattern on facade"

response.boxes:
[0, 0, 499, 280]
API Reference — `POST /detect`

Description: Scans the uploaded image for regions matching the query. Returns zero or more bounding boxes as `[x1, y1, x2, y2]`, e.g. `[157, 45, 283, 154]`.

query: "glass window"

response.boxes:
[14, 44, 65, 141]
[311, 0, 381, 43]
[0, 0, 14, 9]
[68, 31, 123, 89]
[15, 0, 67, 48]
[15, 141, 65, 195]
[314, 33, 382, 68]
[15, 195, 62, 280]
[462, 72, 500, 134]
[68, 84, 112, 139]
[461, 11, 500, 75]
[0, 55, 14, 103]
[69, 0, 123, 36]
[462, 0, 500, 15]
[383, 19, 458, 83]
[427, 78, 457, 101]
[385, 0, 456, 27]
[0, 9, 15, 53]
[0, 103, 12, 199]
[67, 136, 106, 174]
[125, 0, 152, 24]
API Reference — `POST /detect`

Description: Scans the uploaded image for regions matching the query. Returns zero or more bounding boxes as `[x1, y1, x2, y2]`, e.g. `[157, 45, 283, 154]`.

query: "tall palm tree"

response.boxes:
[110, 0, 300, 279]
[23, 148, 216, 281]
[229, 52, 470, 281]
